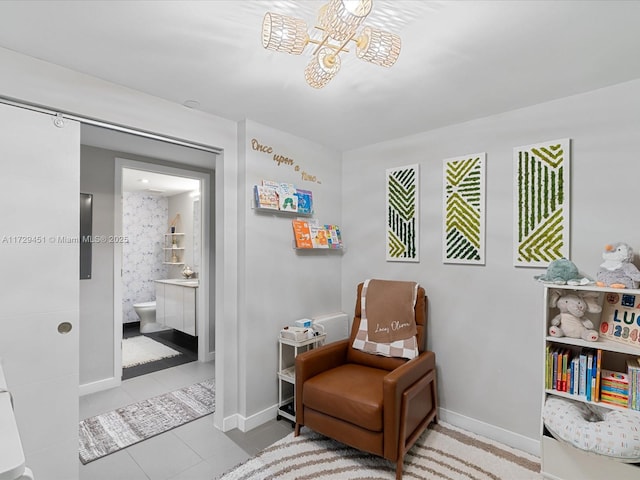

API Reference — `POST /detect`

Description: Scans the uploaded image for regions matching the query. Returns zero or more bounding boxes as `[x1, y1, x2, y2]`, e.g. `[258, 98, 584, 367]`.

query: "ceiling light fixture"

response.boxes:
[261, 0, 401, 89]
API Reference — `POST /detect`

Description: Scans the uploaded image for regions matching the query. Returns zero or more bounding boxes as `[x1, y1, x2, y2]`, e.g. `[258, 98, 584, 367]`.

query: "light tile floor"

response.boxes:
[79, 360, 293, 480]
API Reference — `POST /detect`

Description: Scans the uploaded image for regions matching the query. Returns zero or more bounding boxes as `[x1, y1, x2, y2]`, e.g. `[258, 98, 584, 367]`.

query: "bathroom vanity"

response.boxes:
[155, 279, 198, 336]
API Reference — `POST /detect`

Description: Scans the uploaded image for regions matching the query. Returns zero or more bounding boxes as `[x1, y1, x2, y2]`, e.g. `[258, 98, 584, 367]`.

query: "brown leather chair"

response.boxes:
[295, 283, 438, 479]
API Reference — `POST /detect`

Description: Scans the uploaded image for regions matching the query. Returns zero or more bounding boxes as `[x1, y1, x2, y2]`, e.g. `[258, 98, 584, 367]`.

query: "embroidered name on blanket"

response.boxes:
[352, 279, 419, 360]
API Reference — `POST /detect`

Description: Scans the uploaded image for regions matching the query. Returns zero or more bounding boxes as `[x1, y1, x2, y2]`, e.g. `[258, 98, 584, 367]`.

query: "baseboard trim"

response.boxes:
[438, 408, 540, 457]
[79, 376, 121, 396]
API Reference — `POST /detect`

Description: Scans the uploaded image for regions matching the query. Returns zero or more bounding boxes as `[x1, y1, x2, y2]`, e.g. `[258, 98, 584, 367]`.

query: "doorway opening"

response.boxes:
[79, 123, 215, 395]
[119, 167, 202, 379]
[115, 158, 212, 382]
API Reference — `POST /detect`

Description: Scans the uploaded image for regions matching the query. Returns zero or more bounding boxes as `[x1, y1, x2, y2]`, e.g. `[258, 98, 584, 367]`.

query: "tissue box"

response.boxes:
[280, 326, 310, 341]
[295, 318, 313, 328]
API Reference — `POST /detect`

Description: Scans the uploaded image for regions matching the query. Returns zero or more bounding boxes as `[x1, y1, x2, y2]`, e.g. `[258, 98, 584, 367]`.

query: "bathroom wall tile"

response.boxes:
[122, 192, 169, 323]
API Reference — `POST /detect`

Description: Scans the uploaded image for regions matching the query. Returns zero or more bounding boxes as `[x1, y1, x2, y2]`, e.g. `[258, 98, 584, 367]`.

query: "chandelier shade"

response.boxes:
[356, 26, 401, 67]
[304, 47, 342, 89]
[261, 0, 401, 88]
[261, 12, 308, 55]
[319, 0, 373, 42]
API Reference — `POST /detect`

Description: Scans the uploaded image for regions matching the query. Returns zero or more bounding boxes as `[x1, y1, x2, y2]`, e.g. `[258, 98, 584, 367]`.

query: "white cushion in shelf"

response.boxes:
[543, 396, 640, 462]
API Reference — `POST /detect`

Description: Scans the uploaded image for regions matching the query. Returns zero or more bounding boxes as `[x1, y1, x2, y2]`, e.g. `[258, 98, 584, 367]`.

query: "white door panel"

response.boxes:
[0, 103, 80, 480]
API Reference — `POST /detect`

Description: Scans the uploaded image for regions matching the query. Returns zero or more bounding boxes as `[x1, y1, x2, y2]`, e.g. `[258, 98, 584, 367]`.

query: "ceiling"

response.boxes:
[1, 1, 639, 151]
[122, 168, 200, 196]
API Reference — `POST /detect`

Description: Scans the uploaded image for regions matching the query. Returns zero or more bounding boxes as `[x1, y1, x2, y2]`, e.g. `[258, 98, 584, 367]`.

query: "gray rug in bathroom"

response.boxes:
[78, 378, 215, 464]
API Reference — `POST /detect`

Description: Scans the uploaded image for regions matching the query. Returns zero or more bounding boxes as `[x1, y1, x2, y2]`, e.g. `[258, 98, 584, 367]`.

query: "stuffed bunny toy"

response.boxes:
[548, 290, 601, 342]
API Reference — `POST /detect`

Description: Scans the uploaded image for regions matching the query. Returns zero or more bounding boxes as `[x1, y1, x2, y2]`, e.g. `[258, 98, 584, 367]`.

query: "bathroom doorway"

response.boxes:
[119, 167, 203, 379]
[115, 158, 211, 381]
[79, 123, 217, 395]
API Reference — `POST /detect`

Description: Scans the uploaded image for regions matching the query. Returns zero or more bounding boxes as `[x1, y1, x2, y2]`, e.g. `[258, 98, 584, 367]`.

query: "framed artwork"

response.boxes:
[386, 164, 419, 262]
[514, 138, 570, 267]
[442, 153, 486, 264]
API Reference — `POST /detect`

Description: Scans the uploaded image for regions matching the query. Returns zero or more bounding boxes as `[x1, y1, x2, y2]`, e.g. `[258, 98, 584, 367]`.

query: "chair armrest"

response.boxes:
[295, 339, 349, 426]
[382, 350, 436, 460]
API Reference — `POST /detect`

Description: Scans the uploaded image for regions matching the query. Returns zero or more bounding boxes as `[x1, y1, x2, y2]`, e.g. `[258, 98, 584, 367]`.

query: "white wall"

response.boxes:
[80, 146, 116, 385]
[341, 78, 640, 452]
[235, 120, 343, 428]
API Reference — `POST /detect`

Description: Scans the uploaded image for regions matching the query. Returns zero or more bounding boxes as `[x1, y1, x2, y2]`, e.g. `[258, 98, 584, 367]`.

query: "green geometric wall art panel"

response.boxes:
[442, 153, 486, 265]
[513, 138, 570, 267]
[386, 164, 419, 262]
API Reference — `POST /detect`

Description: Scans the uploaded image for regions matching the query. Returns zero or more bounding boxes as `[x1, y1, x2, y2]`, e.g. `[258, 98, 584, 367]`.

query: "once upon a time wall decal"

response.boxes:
[386, 164, 419, 262]
[513, 139, 570, 267]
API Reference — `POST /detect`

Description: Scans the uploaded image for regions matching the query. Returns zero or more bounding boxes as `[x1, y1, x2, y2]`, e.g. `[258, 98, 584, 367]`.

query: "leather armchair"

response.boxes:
[295, 283, 438, 480]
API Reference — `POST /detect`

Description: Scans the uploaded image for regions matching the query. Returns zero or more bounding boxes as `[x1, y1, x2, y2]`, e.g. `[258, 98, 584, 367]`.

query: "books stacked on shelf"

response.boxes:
[545, 346, 602, 401]
[627, 358, 640, 410]
[291, 219, 343, 249]
[600, 369, 629, 407]
[254, 180, 314, 214]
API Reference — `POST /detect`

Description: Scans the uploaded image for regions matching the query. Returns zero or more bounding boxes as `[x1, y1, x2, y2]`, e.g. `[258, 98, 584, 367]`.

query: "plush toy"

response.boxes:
[548, 290, 601, 342]
[596, 242, 640, 289]
[534, 258, 591, 285]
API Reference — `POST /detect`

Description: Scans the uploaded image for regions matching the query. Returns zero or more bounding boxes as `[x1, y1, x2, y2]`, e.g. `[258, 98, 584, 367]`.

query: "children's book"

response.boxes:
[254, 184, 279, 210]
[292, 219, 313, 249]
[309, 220, 328, 248]
[295, 189, 313, 215]
[324, 224, 343, 249]
[278, 183, 298, 212]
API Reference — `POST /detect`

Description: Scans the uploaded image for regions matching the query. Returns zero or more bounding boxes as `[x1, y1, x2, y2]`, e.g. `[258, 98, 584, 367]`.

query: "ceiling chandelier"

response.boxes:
[261, 0, 401, 89]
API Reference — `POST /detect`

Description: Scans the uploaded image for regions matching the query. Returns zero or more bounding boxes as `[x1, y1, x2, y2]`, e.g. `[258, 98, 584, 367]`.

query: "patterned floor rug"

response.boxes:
[122, 335, 181, 368]
[79, 378, 215, 464]
[218, 421, 541, 480]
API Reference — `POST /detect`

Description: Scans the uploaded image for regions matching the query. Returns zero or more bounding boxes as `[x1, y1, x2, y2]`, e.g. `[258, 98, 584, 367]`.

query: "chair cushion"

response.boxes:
[303, 364, 387, 432]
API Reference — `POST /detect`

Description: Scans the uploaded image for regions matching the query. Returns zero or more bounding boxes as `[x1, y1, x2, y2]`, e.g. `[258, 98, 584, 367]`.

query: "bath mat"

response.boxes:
[78, 378, 215, 464]
[122, 335, 180, 368]
[218, 421, 541, 479]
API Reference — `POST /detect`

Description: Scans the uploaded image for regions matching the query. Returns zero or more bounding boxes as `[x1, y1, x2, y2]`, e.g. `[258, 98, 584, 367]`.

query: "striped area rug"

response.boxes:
[218, 421, 541, 480]
[79, 378, 214, 464]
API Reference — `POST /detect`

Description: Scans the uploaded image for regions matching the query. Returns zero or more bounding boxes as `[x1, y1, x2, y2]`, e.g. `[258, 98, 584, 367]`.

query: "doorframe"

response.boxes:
[114, 158, 212, 383]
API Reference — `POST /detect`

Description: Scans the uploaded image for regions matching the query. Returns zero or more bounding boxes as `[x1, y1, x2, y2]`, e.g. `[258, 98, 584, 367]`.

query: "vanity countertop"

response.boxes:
[155, 279, 199, 288]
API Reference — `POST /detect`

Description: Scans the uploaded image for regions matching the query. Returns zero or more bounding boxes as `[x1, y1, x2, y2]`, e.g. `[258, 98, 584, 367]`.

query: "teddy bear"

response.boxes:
[596, 242, 640, 289]
[534, 258, 591, 285]
[548, 290, 601, 342]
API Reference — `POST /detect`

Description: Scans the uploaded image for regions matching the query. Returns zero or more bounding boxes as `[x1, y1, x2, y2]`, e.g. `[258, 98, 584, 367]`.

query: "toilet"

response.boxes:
[133, 301, 169, 333]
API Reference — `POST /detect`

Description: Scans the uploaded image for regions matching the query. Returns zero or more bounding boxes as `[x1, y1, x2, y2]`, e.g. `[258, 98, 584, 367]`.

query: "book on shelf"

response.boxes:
[254, 184, 279, 210]
[594, 349, 602, 402]
[278, 182, 298, 212]
[600, 368, 629, 406]
[324, 224, 343, 249]
[310, 220, 329, 248]
[626, 358, 640, 410]
[292, 219, 313, 249]
[294, 189, 313, 215]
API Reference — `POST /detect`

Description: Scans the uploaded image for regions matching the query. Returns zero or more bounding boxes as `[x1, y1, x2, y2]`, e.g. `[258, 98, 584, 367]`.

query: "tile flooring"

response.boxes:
[79, 360, 293, 480]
